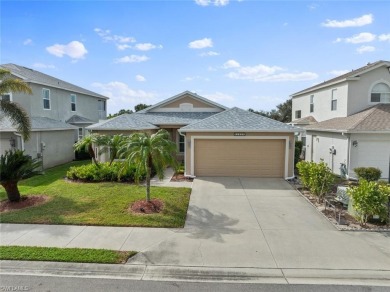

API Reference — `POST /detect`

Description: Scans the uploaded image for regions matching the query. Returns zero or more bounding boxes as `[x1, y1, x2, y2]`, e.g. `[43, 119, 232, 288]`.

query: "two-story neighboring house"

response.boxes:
[0, 64, 108, 168]
[291, 60, 390, 180]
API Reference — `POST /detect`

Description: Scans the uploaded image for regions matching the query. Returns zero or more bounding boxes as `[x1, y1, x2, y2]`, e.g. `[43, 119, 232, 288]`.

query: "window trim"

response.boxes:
[309, 95, 314, 113]
[1, 92, 12, 102]
[42, 88, 51, 110]
[71, 94, 77, 112]
[369, 81, 390, 104]
[178, 133, 185, 153]
[78, 128, 83, 141]
[295, 110, 301, 119]
[331, 89, 337, 111]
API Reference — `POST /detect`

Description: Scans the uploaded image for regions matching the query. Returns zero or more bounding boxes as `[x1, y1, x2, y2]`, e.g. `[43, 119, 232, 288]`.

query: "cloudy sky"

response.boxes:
[2, 0, 390, 114]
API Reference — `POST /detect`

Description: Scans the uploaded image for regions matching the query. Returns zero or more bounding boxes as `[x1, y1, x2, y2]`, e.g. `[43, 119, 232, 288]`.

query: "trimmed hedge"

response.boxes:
[354, 167, 382, 182]
[66, 162, 140, 182]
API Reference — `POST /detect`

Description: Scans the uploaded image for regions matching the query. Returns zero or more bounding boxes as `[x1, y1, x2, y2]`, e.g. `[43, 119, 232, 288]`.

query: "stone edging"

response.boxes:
[290, 183, 390, 232]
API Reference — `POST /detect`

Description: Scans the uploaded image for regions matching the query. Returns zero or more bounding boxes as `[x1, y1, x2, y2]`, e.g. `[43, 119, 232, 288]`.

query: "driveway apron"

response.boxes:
[128, 177, 390, 270]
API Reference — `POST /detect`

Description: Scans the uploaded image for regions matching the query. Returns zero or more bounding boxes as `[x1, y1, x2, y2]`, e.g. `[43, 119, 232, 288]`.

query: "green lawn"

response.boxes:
[0, 161, 191, 227]
[0, 246, 136, 264]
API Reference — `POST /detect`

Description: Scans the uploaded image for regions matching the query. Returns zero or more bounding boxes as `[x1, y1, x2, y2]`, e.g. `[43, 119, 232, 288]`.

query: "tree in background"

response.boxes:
[107, 103, 152, 119]
[249, 99, 292, 123]
[0, 69, 32, 140]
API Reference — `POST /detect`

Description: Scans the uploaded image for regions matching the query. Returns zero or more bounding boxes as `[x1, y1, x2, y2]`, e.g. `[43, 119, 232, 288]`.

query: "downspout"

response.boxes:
[346, 132, 351, 179]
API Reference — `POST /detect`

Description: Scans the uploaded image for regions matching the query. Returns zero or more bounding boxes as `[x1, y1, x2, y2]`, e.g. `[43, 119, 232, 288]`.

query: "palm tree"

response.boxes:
[98, 134, 125, 165]
[0, 150, 41, 202]
[119, 129, 178, 202]
[0, 68, 32, 140]
[73, 134, 103, 166]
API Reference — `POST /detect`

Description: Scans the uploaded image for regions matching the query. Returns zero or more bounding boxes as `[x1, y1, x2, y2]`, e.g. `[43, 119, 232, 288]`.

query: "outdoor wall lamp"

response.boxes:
[9, 137, 16, 148]
[352, 140, 358, 147]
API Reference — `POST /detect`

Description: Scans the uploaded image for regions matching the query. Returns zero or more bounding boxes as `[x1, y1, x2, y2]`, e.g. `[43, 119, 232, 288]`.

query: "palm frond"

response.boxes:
[0, 100, 31, 140]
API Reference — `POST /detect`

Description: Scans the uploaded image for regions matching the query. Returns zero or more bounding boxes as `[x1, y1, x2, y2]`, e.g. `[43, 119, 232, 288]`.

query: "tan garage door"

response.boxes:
[194, 139, 285, 177]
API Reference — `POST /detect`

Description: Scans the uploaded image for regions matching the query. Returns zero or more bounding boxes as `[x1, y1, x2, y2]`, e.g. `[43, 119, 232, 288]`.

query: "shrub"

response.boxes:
[66, 162, 139, 182]
[354, 167, 382, 182]
[296, 160, 312, 189]
[294, 141, 303, 166]
[347, 180, 389, 226]
[308, 162, 334, 203]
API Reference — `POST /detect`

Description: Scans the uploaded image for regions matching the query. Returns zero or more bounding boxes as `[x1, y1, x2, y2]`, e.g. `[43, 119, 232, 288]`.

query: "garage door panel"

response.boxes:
[194, 139, 285, 177]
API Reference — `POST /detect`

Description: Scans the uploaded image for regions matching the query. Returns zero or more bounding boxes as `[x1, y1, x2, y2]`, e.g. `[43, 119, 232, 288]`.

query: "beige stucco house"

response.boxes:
[88, 91, 300, 178]
[0, 64, 108, 168]
[291, 60, 390, 180]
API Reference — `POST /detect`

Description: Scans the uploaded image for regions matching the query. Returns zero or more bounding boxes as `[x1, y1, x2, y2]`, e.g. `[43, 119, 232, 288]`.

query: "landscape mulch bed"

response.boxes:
[170, 174, 194, 182]
[0, 195, 50, 213]
[130, 199, 164, 214]
[292, 184, 390, 231]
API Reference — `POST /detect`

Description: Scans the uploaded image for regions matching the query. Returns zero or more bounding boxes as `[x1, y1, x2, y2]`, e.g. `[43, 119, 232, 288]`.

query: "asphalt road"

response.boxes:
[0, 275, 388, 292]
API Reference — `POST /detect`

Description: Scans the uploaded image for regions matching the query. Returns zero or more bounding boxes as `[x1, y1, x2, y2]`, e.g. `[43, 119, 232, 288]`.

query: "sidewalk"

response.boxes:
[148, 167, 193, 188]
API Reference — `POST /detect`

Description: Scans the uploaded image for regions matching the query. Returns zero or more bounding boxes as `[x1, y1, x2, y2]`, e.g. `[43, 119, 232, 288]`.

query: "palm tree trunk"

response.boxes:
[1, 181, 21, 202]
[146, 167, 151, 202]
[88, 145, 99, 167]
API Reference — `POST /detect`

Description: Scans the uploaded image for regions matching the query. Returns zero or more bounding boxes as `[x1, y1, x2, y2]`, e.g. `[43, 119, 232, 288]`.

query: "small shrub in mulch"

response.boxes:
[0, 195, 50, 213]
[130, 199, 164, 214]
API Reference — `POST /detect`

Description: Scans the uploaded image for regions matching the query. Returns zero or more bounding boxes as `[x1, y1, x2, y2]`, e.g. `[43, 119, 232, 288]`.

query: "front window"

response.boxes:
[371, 83, 390, 103]
[331, 89, 337, 111]
[295, 110, 301, 119]
[179, 134, 185, 153]
[310, 95, 314, 113]
[43, 88, 50, 109]
[1, 94, 11, 102]
[71, 94, 76, 111]
[78, 128, 83, 140]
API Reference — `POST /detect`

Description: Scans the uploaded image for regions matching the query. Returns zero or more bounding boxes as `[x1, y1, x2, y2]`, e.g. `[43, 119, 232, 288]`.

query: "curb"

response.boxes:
[1, 261, 390, 286]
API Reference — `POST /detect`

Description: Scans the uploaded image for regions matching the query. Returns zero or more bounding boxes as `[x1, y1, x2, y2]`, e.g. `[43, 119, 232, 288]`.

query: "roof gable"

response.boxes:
[1, 64, 108, 100]
[179, 107, 299, 132]
[139, 91, 228, 113]
[291, 60, 390, 97]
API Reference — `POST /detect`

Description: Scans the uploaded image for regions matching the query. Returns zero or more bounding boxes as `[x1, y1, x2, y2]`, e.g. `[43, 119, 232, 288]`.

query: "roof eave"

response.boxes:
[179, 128, 301, 133]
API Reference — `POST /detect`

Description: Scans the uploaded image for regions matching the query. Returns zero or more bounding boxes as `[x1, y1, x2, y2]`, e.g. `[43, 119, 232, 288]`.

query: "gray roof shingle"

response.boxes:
[66, 115, 95, 124]
[1, 64, 108, 99]
[86, 114, 159, 131]
[0, 116, 77, 131]
[179, 107, 299, 132]
[306, 104, 390, 132]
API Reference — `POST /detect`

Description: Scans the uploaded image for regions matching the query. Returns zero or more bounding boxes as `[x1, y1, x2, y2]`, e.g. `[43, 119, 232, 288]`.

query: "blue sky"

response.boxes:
[2, 0, 390, 114]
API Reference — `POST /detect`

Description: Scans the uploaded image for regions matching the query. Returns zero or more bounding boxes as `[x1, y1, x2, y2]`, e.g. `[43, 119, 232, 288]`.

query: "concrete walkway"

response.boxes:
[1, 176, 390, 284]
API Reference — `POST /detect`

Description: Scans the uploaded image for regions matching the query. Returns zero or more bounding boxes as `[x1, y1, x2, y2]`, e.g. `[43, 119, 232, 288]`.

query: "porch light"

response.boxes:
[352, 140, 358, 147]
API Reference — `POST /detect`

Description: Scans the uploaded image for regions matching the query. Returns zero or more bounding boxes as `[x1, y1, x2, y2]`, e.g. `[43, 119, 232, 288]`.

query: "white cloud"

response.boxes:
[46, 41, 88, 59]
[204, 92, 234, 102]
[199, 51, 220, 57]
[117, 44, 132, 51]
[114, 55, 149, 63]
[23, 39, 32, 45]
[335, 32, 376, 44]
[225, 62, 318, 82]
[134, 43, 163, 51]
[94, 28, 136, 50]
[328, 70, 350, 76]
[135, 75, 146, 82]
[32, 63, 55, 69]
[222, 59, 240, 69]
[322, 14, 373, 28]
[188, 38, 213, 49]
[195, 0, 229, 6]
[356, 45, 375, 54]
[379, 34, 390, 42]
[91, 81, 157, 112]
[182, 76, 210, 82]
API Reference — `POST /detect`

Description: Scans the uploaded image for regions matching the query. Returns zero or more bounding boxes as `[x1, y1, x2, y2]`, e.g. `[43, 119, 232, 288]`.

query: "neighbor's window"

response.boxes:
[78, 128, 83, 140]
[1, 94, 11, 102]
[331, 89, 337, 111]
[42, 88, 50, 109]
[295, 110, 301, 119]
[310, 95, 314, 112]
[179, 134, 185, 153]
[71, 94, 76, 111]
[98, 100, 106, 111]
[371, 83, 390, 103]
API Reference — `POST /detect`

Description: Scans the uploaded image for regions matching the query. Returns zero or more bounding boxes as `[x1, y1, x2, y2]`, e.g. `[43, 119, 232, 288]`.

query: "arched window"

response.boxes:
[371, 82, 390, 103]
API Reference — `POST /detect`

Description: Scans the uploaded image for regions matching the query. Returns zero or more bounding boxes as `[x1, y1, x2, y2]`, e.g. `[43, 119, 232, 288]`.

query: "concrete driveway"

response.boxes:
[128, 177, 390, 271]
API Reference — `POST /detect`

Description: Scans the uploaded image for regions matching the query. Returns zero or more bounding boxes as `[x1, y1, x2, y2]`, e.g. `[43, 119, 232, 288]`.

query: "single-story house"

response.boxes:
[88, 91, 301, 178]
[305, 104, 390, 180]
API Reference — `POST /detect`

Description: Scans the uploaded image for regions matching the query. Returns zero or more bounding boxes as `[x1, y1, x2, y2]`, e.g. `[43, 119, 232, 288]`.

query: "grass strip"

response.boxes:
[0, 246, 136, 264]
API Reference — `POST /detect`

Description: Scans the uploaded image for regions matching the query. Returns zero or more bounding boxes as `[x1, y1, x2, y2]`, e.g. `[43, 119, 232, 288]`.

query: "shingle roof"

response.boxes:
[179, 107, 299, 132]
[66, 115, 95, 124]
[87, 111, 216, 130]
[291, 116, 317, 125]
[1, 64, 108, 100]
[0, 116, 77, 132]
[291, 60, 390, 97]
[305, 104, 390, 133]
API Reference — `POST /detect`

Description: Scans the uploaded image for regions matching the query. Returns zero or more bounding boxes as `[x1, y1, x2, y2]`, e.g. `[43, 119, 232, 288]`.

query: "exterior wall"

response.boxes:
[347, 66, 390, 115]
[23, 130, 76, 169]
[11, 83, 107, 122]
[349, 133, 390, 180]
[184, 132, 295, 178]
[158, 95, 215, 109]
[305, 131, 349, 175]
[292, 82, 348, 122]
